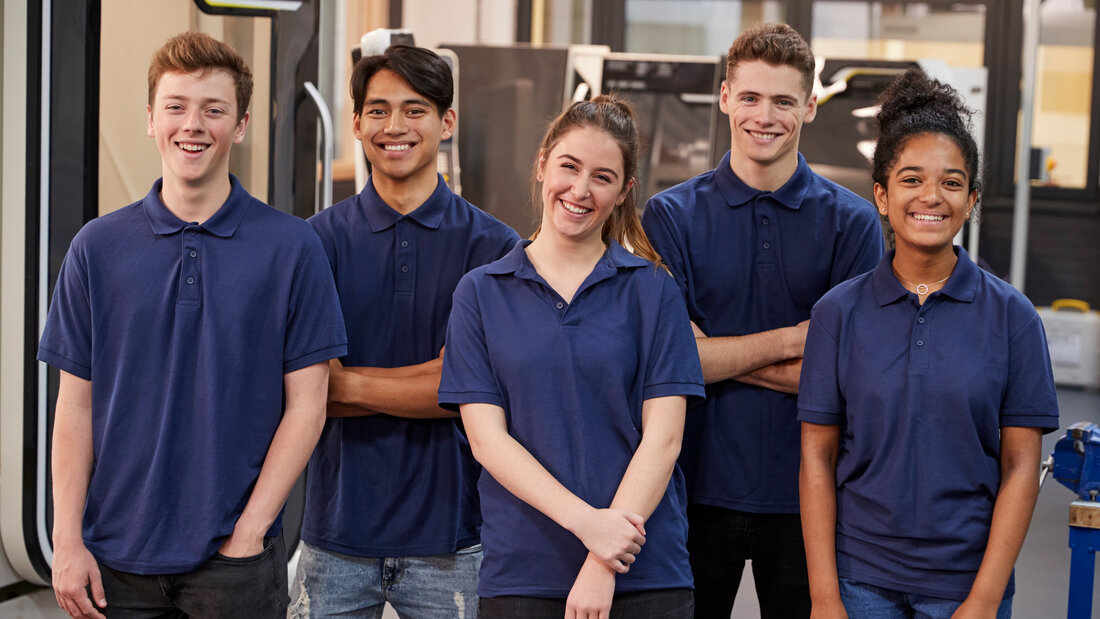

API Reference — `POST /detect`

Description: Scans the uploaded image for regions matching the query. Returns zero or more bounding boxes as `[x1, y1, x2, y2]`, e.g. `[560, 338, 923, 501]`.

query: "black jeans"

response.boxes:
[479, 588, 694, 618]
[96, 536, 288, 619]
[687, 504, 810, 619]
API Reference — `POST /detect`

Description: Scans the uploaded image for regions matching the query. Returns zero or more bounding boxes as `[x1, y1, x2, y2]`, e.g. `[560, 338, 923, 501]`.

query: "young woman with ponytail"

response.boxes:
[439, 95, 703, 618]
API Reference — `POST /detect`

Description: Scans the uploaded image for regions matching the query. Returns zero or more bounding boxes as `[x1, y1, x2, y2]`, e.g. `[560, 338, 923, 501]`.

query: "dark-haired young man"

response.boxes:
[40, 32, 346, 619]
[642, 23, 883, 618]
[290, 45, 518, 618]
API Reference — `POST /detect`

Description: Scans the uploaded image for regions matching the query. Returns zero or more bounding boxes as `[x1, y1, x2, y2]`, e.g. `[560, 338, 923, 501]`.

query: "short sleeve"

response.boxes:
[642, 272, 705, 403]
[641, 198, 691, 302]
[438, 273, 503, 410]
[1001, 312, 1060, 431]
[283, 230, 348, 373]
[831, 201, 884, 287]
[38, 247, 93, 379]
[797, 302, 844, 426]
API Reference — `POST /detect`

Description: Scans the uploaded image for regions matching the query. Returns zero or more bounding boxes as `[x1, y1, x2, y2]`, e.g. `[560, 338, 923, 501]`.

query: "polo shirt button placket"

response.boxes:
[179, 225, 202, 305]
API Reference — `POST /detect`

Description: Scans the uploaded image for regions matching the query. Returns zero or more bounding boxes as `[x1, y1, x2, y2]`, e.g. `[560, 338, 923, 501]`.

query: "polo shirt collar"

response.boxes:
[358, 174, 450, 232]
[143, 174, 252, 238]
[716, 151, 812, 211]
[486, 239, 650, 282]
[872, 246, 980, 306]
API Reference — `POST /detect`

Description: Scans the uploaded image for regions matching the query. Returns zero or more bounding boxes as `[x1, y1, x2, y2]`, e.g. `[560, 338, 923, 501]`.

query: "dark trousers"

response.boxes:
[687, 504, 811, 619]
[479, 588, 693, 618]
[96, 536, 288, 619]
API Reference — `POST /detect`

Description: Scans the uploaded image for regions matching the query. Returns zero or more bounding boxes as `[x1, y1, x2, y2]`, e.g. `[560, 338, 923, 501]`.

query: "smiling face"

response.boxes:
[147, 69, 248, 190]
[537, 126, 631, 246]
[720, 59, 816, 186]
[354, 69, 455, 190]
[874, 132, 977, 257]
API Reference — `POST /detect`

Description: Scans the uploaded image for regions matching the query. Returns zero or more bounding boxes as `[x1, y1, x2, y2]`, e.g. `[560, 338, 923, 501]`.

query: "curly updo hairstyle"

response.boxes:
[872, 68, 982, 200]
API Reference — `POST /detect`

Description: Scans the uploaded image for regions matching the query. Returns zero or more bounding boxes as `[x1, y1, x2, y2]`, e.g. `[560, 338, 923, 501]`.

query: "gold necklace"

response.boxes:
[893, 269, 950, 295]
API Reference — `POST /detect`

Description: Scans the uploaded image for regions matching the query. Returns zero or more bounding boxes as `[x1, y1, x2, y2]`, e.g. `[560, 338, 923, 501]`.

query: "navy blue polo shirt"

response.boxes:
[798, 248, 1059, 600]
[641, 152, 883, 513]
[37, 176, 348, 574]
[438, 241, 705, 598]
[303, 174, 518, 557]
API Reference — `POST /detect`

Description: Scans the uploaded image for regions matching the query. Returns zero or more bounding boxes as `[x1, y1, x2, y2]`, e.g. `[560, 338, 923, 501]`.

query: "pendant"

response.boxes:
[916, 283, 929, 295]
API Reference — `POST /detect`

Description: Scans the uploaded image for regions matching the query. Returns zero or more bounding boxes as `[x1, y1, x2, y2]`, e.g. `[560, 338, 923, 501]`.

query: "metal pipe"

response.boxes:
[303, 82, 334, 213]
[1010, 0, 1042, 293]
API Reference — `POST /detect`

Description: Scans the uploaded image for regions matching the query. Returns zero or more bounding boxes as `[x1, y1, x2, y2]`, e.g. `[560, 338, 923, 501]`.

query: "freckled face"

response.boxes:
[874, 132, 977, 256]
[147, 70, 248, 188]
[720, 60, 816, 171]
[354, 69, 455, 187]
[537, 126, 631, 246]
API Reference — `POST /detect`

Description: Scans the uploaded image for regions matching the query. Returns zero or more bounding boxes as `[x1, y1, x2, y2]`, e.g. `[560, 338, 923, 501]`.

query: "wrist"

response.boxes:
[563, 502, 598, 538]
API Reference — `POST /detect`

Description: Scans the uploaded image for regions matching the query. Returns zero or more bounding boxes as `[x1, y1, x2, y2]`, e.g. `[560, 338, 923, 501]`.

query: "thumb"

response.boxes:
[89, 565, 107, 608]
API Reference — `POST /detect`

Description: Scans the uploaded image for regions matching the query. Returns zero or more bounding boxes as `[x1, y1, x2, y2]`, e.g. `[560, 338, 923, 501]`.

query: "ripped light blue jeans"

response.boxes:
[289, 541, 481, 619]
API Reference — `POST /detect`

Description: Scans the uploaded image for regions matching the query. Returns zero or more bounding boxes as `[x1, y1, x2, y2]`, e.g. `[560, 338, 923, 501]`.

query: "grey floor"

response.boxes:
[4, 388, 1097, 618]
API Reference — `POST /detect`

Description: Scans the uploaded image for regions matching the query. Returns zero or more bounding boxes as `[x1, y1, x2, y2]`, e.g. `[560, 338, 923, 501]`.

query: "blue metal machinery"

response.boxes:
[1049, 422, 1100, 618]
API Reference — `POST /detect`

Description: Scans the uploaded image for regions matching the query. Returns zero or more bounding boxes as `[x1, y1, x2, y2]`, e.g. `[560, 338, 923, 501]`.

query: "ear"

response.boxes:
[873, 182, 888, 215]
[802, 93, 818, 125]
[147, 105, 155, 138]
[617, 178, 635, 205]
[536, 153, 546, 183]
[965, 189, 978, 219]
[441, 108, 457, 140]
[233, 111, 250, 144]
[352, 111, 365, 142]
[718, 80, 731, 115]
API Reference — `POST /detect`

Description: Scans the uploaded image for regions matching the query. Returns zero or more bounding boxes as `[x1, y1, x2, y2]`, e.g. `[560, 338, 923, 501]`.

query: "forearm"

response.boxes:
[329, 359, 456, 419]
[464, 407, 593, 531]
[800, 422, 844, 609]
[735, 357, 802, 394]
[51, 372, 94, 549]
[696, 323, 806, 384]
[964, 428, 1043, 609]
[233, 363, 328, 540]
[608, 396, 686, 521]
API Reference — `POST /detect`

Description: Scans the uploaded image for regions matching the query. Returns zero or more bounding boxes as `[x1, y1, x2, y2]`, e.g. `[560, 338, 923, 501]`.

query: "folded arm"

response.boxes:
[692, 320, 807, 392]
[327, 355, 457, 419]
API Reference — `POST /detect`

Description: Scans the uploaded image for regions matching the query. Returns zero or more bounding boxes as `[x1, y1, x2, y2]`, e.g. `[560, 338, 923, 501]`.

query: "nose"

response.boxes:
[571, 175, 590, 199]
[920, 182, 943, 204]
[182, 108, 204, 133]
[384, 112, 406, 135]
[756, 102, 776, 125]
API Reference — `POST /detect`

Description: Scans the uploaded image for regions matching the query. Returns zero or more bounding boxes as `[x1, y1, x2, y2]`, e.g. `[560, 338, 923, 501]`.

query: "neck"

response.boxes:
[729, 152, 798, 193]
[891, 245, 958, 286]
[159, 174, 232, 224]
[527, 230, 607, 269]
[372, 170, 439, 216]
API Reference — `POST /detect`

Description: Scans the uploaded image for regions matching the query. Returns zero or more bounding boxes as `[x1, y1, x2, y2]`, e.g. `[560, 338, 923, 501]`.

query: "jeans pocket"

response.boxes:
[212, 536, 276, 564]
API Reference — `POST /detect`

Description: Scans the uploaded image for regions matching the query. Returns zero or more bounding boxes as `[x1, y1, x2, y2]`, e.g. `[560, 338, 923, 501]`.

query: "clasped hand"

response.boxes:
[571, 508, 646, 573]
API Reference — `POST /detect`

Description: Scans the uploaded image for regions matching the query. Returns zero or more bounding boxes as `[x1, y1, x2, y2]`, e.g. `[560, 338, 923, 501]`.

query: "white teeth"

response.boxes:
[383, 144, 411, 151]
[749, 131, 777, 140]
[913, 214, 946, 222]
[562, 201, 590, 215]
[179, 143, 208, 152]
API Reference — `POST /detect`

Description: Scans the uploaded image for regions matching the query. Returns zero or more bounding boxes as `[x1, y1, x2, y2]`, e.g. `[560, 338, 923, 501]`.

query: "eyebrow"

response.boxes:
[364, 97, 433, 108]
[161, 94, 232, 106]
[557, 153, 620, 179]
[736, 89, 800, 102]
[895, 165, 968, 178]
